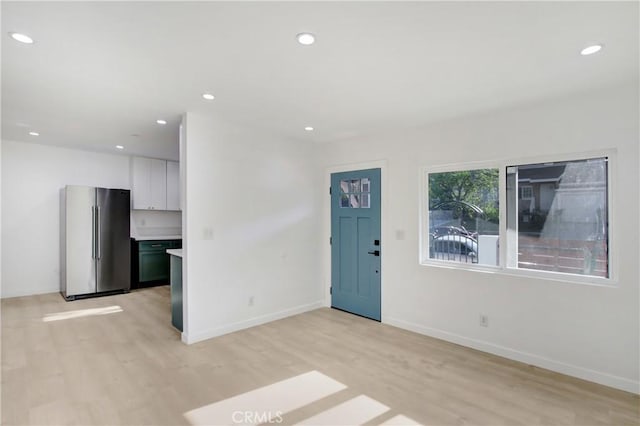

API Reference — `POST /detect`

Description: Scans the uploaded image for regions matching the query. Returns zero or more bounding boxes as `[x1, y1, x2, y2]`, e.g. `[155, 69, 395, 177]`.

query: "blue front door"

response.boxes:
[331, 168, 381, 321]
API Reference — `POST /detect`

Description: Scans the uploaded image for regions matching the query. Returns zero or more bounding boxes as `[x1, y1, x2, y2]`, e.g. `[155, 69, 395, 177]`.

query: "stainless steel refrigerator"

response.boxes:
[61, 185, 131, 300]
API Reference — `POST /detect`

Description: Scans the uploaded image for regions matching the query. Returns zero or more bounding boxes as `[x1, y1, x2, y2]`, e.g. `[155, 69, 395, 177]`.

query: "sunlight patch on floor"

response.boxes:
[42, 305, 123, 322]
[294, 395, 389, 425]
[184, 370, 421, 426]
[184, 370, 346, 426]
[379, 414, 422, 425]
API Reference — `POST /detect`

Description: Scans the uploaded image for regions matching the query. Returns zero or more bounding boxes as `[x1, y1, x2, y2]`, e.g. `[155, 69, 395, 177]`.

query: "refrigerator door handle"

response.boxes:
[96, 206, 102, 259]
[91, 206, 96, 259]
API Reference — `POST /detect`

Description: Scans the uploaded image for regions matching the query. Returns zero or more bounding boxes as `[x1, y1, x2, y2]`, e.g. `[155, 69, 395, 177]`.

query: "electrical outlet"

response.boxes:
[248, 296, 254, 307]
[479, 314, 489, 327]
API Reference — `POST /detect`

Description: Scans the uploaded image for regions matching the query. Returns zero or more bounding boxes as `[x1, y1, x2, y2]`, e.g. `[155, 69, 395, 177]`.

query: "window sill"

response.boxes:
[419, 259, 616, 288]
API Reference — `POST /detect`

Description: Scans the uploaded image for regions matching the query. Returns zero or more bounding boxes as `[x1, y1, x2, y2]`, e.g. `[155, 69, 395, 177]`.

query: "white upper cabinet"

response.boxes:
[149, 159, 167, 209]
[132, 157, 179, 211]
[166, 161, 180, 211]
[132, 157, 153, 210]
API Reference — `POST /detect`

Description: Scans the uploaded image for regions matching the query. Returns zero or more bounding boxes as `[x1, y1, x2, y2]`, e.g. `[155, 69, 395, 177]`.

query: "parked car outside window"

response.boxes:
[430, 234, 478, 263]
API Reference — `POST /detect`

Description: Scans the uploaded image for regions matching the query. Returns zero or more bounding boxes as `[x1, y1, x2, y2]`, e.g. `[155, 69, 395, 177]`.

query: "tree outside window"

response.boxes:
[428, 169, 499, 265]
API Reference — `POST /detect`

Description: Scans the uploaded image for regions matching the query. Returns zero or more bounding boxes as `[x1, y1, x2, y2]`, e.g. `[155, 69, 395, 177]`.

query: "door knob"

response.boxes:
[367, 250, 380, 256]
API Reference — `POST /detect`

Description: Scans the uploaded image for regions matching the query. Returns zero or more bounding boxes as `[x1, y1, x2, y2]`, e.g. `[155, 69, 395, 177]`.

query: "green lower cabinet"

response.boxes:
[139, 251, 170, 282]
[170, 255, 183, 332]
[137, 240, 181, 283]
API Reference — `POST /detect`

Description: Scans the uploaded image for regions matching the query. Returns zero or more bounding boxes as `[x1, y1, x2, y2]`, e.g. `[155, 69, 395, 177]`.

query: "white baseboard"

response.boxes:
[1, 286, 59, 299]
[385, 317, 639, 395]
[184, 301, 324, 345]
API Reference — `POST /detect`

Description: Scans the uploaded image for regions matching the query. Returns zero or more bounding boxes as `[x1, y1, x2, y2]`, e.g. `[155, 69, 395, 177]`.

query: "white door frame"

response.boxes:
[322, 159, 388, 322]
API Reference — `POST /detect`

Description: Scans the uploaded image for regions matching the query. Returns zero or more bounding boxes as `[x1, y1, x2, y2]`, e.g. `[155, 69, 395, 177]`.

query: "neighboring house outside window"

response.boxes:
[507, 158, 608, 278]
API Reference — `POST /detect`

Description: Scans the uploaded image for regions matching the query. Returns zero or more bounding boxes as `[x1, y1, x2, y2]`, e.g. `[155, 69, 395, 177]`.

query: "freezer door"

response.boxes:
[96, 188, 131, 292]
[64, 185, 97, 297]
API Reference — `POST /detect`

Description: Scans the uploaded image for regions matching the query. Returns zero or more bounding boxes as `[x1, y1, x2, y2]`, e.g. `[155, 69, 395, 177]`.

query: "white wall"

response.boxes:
[130, 210, 182, 237]
[0, 139, 3, 303]
[1, 141, 131, 298]
[182, 113, 323, 343]
[316, 83, 639, 393]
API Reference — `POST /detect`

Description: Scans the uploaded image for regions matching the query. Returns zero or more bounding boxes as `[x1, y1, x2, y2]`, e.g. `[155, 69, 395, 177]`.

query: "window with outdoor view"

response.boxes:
[506, 158, 609, 278]
[427, 168, 500, 266]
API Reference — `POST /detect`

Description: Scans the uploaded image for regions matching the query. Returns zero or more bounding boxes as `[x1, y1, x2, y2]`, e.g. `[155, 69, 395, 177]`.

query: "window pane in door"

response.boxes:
[361, 194, 370, 208]
[361, 178, 370, 193]
[340, 180, 350, 194]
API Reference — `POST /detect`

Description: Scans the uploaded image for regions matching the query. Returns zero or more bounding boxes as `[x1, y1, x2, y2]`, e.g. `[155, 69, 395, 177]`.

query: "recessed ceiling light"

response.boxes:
[156, 119, 167, 125]
[28, 131, 39, 136]
[304, 126, 314, 131]
[202, 93, 215, 100]
[116, 145, 124, 150]
[580, 44, 602, 56]
[296, 33, 315, 45]
[9, 32, 34, 44]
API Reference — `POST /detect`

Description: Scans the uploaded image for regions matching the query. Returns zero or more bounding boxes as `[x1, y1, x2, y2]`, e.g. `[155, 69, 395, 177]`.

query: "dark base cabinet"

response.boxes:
[131, 239, 182, 288]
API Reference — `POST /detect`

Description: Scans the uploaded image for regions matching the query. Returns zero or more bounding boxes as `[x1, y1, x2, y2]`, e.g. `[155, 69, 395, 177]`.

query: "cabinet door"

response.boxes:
[132, 157, 152, 210]
[166, 161, 180, 211]
[139, 250, 170, 282]
[150, 159, 167, 210]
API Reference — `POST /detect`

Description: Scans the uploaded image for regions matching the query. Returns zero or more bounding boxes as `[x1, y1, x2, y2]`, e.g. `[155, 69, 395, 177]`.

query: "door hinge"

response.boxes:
[329, 237, 332, 245]
[329, 186, 332, 195]
[330, 287, 332, 295]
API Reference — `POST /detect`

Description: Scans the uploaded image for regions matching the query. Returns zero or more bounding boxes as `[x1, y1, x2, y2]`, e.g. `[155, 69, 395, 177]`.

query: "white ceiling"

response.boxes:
[2, 1, 638, 160]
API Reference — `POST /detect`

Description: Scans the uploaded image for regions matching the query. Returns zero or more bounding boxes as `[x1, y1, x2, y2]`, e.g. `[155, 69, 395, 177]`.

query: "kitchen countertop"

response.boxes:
[133, 235, 182, 241]
[166, 249, 183, 258]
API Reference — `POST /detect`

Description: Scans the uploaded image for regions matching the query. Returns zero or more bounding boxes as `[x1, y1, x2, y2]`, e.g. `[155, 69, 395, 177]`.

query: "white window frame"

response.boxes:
[420, 150, 616, 287]
[420, 160, 503, 273]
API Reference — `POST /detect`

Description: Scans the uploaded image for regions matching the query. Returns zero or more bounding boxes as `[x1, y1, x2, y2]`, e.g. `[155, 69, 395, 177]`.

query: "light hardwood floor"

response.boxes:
[2, 286, 638, 425]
